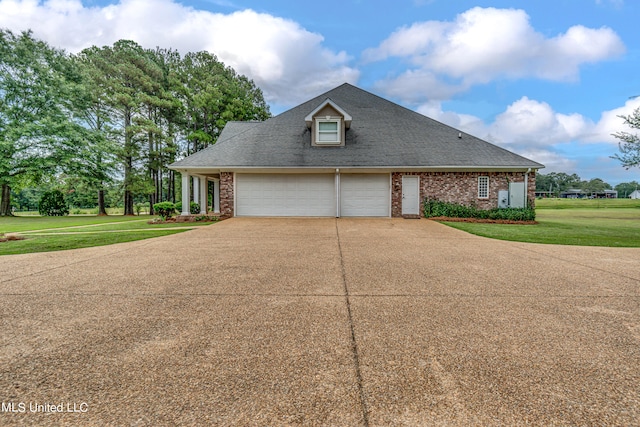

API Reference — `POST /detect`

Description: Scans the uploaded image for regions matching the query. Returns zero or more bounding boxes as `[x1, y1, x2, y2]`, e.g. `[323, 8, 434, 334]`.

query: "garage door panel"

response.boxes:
[237, 174, 335, 217]
[340, 174, 390, 217]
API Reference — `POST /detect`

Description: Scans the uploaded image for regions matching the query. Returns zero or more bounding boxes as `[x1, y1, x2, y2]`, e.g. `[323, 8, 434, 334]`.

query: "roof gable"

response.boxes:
[304, 98, 352, 129]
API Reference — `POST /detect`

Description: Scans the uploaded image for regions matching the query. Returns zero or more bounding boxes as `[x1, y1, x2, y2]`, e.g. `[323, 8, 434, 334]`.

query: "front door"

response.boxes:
[402, 176, 420, 215]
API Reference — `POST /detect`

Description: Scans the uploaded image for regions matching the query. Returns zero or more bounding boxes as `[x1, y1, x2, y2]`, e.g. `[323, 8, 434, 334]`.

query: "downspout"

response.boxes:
[524, 168, 531, 208]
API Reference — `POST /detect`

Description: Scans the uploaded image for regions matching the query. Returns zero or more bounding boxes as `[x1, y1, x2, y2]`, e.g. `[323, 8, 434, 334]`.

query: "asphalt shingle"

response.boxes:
[170, 83, 543, 170]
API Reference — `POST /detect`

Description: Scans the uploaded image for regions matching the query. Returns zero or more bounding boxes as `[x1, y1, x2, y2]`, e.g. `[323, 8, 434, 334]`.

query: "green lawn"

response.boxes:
[536, 198, 640, 209]
[441, 199, 640, 247]
[1, 214, 148, 233]
[0, 214, 215, 255]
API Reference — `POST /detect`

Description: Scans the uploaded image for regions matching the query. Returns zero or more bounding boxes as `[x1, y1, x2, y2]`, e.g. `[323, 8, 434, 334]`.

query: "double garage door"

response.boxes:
[236, 173, 389, 217]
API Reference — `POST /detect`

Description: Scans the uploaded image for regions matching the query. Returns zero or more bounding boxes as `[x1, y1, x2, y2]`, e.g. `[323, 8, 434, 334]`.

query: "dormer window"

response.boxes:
[316, 118, 341, 144]
[305, 98, 352, 148]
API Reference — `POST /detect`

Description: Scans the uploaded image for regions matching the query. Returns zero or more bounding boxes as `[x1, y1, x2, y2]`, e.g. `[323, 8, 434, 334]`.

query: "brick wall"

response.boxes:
[391, 171, 536, 217]
[219, 172, 234, 218]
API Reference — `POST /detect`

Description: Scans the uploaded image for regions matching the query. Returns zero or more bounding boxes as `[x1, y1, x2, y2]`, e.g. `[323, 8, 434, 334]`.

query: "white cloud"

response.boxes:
[488, 97, 596, 146]
[416, 97, 640, 172]
[0, 0, 359, 105]
[432, 96, 640, 148]
[365, 7, 625, 101]
[588, 97, 640, 143]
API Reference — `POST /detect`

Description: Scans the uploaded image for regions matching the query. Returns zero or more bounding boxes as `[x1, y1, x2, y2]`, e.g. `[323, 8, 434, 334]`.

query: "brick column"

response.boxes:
[219, 172, 234, 218]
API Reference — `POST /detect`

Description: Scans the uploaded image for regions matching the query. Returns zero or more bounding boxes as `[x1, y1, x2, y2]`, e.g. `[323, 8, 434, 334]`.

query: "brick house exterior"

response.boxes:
[171, 84, 543, 218]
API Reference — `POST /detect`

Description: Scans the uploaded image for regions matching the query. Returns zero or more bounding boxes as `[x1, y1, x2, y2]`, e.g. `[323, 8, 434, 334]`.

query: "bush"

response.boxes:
[134, 203, 147, 216]
[175, 201, 200, 214]
[38, 190, 69, 216]
[423, 198, 535, 221]
[153, 201, 176, 220]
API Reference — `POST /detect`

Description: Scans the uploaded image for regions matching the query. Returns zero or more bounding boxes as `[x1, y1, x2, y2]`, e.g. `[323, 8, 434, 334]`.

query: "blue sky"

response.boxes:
[1, 0, 639, 185]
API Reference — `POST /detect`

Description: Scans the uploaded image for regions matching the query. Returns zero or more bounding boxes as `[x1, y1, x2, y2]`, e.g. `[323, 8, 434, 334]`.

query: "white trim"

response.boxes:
[315, 118, 341, 145]
[335, 170, 341, 218]
[478, 176, 489, 199]
[304, 98, 352, 128]
[389, 174, 393, 217]
[172, 166, 543, 174]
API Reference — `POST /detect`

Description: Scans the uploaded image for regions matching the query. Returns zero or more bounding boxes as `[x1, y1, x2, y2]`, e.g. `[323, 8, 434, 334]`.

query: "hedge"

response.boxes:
[423, 198, 536, 221]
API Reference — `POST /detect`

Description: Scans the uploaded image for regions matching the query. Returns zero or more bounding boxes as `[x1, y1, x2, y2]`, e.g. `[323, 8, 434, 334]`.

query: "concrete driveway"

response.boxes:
[0, 218, 638, 426]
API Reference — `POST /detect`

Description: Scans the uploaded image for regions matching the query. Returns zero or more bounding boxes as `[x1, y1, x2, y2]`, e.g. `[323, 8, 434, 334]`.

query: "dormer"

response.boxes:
[305, 99, 352, 147]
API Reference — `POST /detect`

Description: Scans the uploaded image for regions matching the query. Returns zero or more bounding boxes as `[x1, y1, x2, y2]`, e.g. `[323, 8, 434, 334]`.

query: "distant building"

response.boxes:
[560, 189, 618, 199]
[560, 189, 585, 199]
[630, 190, 640, 199]
[592, 190, 617, 199]
[535, 191, 554, 198]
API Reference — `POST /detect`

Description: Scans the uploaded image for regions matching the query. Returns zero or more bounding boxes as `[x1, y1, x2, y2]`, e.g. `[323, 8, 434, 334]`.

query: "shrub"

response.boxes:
[153, 201, 176, 220]
[134, 203, 146, 216]
[38, 190, 69, 216]
[423, 198, 535, 221]
[194, 215, 218, 222]
[173, 201, 201, 215]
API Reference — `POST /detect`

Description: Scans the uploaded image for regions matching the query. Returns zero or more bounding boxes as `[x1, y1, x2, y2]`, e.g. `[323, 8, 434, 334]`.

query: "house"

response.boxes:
[169, 84, 543, 218]
[630, 190, 640, 199]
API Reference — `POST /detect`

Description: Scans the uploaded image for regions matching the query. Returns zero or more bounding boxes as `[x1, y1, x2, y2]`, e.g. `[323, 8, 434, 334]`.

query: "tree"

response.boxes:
[614, 181, 639, 198]
[78, 40, 169, 215]
[172, 51, 270, 155]
[38, 190, 69, 216]
[535, 172, 581, 196]
[0, 30, 84, 216]
[580, 178, 611, 194]
[612, 107, 640, 169]
[71, 50, 121, 215]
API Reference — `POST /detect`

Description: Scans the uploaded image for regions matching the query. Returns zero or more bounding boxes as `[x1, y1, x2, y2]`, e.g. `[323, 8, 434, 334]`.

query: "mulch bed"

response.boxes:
[147, 215, 221, 224]
[428, 216, 538, 225]
[0, 234, 26, 243]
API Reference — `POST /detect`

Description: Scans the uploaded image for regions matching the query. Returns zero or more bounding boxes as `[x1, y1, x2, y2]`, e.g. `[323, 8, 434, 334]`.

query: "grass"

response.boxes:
[0, 214, 215, 255]
[2, 214, 147, 233]
[440, 198, 640, 247]
[0, 230, 187, 255]
[536, 198, 640, 209]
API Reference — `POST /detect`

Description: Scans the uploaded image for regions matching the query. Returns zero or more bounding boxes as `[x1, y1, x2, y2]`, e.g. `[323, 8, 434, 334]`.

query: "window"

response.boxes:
[316, 119, 341, 144]
[478, 176, 489, 199]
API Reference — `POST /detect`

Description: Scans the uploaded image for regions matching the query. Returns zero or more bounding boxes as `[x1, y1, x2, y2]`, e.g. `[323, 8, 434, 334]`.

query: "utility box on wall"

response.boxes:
[498, 190, 509, 209]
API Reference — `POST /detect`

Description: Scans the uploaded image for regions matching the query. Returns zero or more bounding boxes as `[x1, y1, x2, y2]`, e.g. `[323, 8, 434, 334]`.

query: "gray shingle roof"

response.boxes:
[170, 83, 543, 170]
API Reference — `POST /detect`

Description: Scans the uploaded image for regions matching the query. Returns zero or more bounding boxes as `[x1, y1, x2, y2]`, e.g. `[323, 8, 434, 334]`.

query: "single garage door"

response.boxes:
[340, 174, 390, 217]
[236, 174, 336, 216]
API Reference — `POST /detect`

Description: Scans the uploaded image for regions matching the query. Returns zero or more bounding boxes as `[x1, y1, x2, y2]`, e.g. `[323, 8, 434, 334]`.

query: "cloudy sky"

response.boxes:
[1, 0, 639, 184]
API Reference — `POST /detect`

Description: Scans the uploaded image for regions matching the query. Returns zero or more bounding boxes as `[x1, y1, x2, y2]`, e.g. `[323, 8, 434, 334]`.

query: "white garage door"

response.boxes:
[340, 174, 390, 217]
[236, 174, 336, 216]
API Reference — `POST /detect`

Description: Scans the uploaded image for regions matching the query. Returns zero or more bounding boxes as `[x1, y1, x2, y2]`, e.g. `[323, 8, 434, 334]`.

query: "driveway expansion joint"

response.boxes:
[335, 219, 370, 427]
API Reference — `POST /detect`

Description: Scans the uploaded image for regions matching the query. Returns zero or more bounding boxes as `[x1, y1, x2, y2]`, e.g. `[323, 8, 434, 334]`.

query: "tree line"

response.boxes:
[0, 30, 270, 216]
[535, 172, 638, 198]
